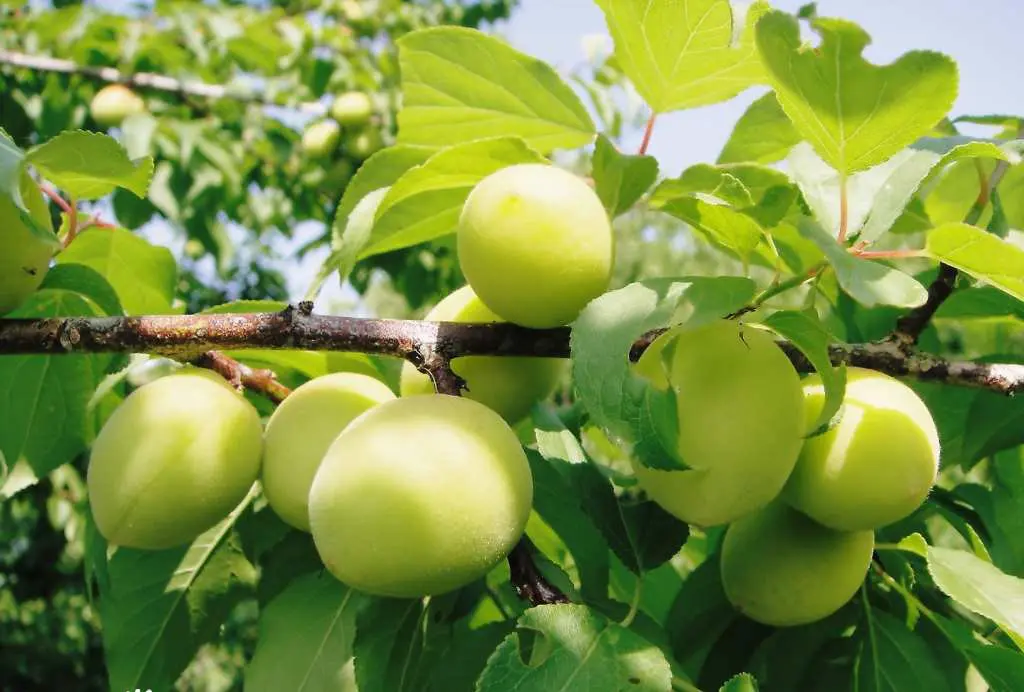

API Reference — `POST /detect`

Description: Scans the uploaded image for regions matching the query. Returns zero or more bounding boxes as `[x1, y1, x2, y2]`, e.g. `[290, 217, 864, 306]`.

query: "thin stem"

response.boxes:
[485, 586, 513, 621]
[638, 113, 657, 156]
[41, 184, 73, 216]
[620, 578, 643, 628]
[729, 262, 827, 318]
[64, 197, 80, 248]
[837, 174, 850, 244]
[853, 249, 927, 260]
[672, 676, 704, 692]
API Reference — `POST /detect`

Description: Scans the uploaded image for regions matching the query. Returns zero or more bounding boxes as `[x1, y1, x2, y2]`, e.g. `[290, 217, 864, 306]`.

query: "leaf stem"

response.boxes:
[485, 586, 513, 621]
[671, 676, 703, 692]
[852, 249, 926, 260]
[638, 113, 657, 156]
[620, 578, 643, 628]
[837, 174, 850, 243]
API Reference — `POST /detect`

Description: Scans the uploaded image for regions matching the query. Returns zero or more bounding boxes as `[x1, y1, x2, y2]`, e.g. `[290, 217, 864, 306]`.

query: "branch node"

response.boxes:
[296, 301, 314, 317]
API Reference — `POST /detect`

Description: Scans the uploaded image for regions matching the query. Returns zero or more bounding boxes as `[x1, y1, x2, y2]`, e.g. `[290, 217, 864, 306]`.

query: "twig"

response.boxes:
[507, 538, 570, 606]
[638, 113, 657, 156]
[193, 351, 292, 403]
[837, 174, 849, 243]
[1, 305, 1022, 396]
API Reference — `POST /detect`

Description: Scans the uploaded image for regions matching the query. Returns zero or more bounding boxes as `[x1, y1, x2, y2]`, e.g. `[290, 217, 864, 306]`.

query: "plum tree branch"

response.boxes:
[1, 306, 1022, 395]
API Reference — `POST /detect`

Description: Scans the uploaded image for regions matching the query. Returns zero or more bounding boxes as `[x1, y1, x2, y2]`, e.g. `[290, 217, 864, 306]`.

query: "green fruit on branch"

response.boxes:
[87, 372, 264, 550]
[631, 320, 805, 528]
[720, 501, 875, 627]
[458, 163, 614, 328]
[262, 373, 396, 532]
[89, 84, 146, 127]
[0, 171, 58, 316]
[399, 286, 564, 423]
[330, 91, 374, 126]
[784, 368, 941, 531]
[302, 120, 342, 158]
[308, 395, 533, 598]
[345, 128, 384, 159]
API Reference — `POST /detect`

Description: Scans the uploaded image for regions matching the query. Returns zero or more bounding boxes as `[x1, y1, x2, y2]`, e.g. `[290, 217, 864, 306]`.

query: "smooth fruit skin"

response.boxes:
[345, 128, 383, 159]
[262, 373, 396, 532]
[457, 163, 613, 328]
[0, 171, 57, 315]
[302, 120, 342, 158]
[330, 91, 374, 126]
[89, 85, 145, 127]
[721, 502, 874, 627]
[631, 320, 805, 528]
[87, 372, 264, 550]
[399, 286, 564, 423]
[784, 368, 941, 531]
[308, 395, 533, 598]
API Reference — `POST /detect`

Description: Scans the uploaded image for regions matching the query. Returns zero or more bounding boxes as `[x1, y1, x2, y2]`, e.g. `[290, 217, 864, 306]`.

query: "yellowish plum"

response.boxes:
[87, 372, 264, 549]
[721, 502, 875, 627]
[457, 163, 613, 328]
[784, 368, 941, 531]
[90, 85, 146, 127]
[631, 320, 804, 528]
[308, 395, 533, 598]
[0, 171, 57, 315]
[399, 286, 564, 423]
[330, 91, 374, 126]
[302, 120, 342, 158]
[261, 373, 396, 531]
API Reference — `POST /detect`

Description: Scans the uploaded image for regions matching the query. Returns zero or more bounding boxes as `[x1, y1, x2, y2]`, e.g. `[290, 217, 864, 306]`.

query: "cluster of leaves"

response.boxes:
[2, 0, 1024, 690]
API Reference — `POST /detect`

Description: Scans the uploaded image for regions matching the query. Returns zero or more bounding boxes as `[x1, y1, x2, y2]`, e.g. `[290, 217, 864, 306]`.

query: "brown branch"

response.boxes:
[508, 538, 571, 606]
[193, 351, 292, 403]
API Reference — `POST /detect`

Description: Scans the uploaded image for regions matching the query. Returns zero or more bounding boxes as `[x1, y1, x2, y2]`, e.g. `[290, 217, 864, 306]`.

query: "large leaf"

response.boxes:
[797, 218, 928, 308]
[592, 134, 658, 217]
[26, 130, 153, 199]
[595, 0, 770, 112]
[854, 609, 952, 692]
[396, 27, 595, 153]
[927, 546, 1024, 639]
[718, 91, 801, 165]
[58, 227, 177, 314]
[100, 499, 257, 692]
[360, 137, 546, 259]
[244, 572, 367, 691]
[476, 604, 672, 691]
[926, 223, 1024, 302]
[756, 11, 958, 173]
[651, 191, 766, 264]
[332, 146, 433, 236]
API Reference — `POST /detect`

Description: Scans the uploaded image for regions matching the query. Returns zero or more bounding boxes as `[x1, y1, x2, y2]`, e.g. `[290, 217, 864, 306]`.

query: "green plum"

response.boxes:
[330, 91, 374, 126]
[784, 367, 941, 531]
[262, 373, 396, 532]
[87, 372, 264, 549]
[0, 171, 58, 315]
[345, 128, 384, 159]
[302, 120, 342, 158]
[457, 163, 613, 328]
[308, 395, 533, 598]
[399, 286, 564, 423]
[721, 501, 875, 627]
[90, 84, 146, 127]
[631, 320, 805, 527]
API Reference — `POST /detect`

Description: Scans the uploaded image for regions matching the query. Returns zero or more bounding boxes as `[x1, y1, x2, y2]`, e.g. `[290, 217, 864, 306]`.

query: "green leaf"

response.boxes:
[244, 572, 367, 691]
[718, 92, 801, 165]
[26, 130, 153, 199]
[756, 11, 959, 173]
[595, 0, 770, 113]
[760, 311, 846, 435]
[665, 553, 738, 676]
[797, 218, 928, 308]
[592, 134, 658, 217]
[854, 609, 952, 692]
[360, 137, 546, 259]
[926, 223, 1024, 302]
[310, 187, 391, 299]
[721, 673, 759, 692]
[0, 289, 107, 499]
[927, 545, 1024, 639]
[396, 27, 595, 153]
[570, 277, 756, 470]
[40, 263, 123, 317]
[651, 190, 767, 264]
[100, 498, 256, 692]
[427, 621, 514, 692]
[57, 228, 177, 314]
[965, 644, 1024, 692]
[476, 603, 672, 691]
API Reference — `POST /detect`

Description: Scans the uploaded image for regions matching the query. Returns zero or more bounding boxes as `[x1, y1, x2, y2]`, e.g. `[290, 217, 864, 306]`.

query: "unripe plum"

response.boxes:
[330, 91, 374, 126]
[302, 120, 342, 159]
[399, 286, 564, 423]
[262, 373, 396, 532]
[87, 372, 264, 549]
[720, 501, 874, 627]
[457, 163, 613, 328]
[308, 395, 533, 598]
[784, 368, 941, 531]
[90, 85, 146, 127]
[0, 171, 58, 315]
[345, 128, 384, 159]
[631, 320, 804, 527]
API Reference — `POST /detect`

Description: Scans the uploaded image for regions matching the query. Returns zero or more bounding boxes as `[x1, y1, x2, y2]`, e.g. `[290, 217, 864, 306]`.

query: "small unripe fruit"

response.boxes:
[0, 171, 57, 315]
[399, 286, 564, 423]
[261, 373, 396, 532]
[87, 372, 264, 549]
[345, 128, 384, 159]
[302, 120, 342, 159]
[721, 502, 874, 627]
[784, 368, 941, 531]
[458, 163, 613, 328]
[330, 91, 374, 126]
[308, 395, 533, 598]
[631, 320, 804, 527]
[90, 84, 146, 127]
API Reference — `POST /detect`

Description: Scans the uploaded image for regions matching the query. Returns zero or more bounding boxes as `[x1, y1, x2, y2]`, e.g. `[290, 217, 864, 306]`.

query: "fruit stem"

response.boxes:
[638, 113, 657, 156]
